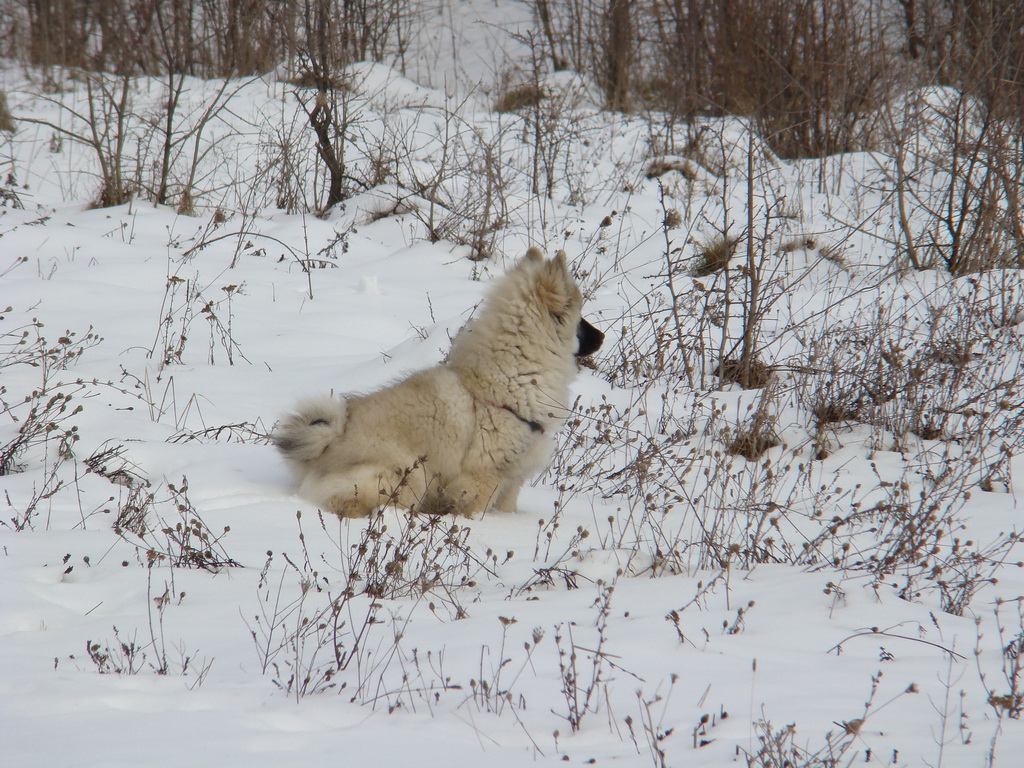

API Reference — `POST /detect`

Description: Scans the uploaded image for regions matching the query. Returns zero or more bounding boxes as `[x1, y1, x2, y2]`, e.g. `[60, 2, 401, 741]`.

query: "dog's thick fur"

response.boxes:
[273, 248, 604, 517]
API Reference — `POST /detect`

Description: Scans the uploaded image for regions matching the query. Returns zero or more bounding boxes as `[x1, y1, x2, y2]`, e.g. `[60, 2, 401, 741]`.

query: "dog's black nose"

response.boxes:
[576, 318, 605, 357]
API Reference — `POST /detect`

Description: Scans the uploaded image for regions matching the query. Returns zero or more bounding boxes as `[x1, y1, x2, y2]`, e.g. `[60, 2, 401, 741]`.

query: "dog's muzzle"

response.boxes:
[576, 318, 605, 357]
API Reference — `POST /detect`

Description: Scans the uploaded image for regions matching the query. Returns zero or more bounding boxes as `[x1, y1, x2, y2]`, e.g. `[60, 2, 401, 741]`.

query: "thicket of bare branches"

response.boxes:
[528, 0, 1023, 159]
[3, 2, 1019, 166]
[0, 0, 414, 78]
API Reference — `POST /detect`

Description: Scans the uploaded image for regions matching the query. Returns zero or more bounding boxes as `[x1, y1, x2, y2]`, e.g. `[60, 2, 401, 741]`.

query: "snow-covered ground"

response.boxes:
[2, 9, 1024, 767]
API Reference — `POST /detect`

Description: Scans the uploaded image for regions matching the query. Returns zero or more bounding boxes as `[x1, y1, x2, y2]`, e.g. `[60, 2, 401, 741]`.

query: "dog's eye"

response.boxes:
[552, 312, 566, 326]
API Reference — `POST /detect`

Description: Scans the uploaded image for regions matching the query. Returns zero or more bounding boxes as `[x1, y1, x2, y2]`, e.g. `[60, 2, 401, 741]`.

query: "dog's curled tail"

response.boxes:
[273, 396, 347, 462]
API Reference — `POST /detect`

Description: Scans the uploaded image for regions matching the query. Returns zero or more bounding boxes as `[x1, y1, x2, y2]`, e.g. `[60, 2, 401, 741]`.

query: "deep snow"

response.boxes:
[2, 7, 1024, 768]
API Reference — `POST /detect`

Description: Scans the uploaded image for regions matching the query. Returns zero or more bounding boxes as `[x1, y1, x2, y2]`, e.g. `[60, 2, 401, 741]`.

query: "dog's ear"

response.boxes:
[534, 253, 574, 322]
[524, 246, 545, 263]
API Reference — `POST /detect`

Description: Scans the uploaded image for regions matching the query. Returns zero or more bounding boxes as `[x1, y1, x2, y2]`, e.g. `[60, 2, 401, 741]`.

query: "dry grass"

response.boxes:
[646, 157, 698, 181]
[714, 357, 772, 389]
[692, 235, 737, 277]
[495, 83, 545, 113]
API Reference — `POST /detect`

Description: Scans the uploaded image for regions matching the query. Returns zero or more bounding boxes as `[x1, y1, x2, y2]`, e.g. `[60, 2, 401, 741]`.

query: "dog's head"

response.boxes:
[520, 247, 604, 358]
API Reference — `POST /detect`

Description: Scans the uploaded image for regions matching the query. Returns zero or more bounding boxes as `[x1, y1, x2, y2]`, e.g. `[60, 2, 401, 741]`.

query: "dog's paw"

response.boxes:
[324, 494, 373, 518]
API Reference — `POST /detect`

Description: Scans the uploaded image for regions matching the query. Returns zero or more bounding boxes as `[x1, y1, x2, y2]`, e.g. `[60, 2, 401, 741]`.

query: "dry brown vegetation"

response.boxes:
[529, 0, 1023, 159]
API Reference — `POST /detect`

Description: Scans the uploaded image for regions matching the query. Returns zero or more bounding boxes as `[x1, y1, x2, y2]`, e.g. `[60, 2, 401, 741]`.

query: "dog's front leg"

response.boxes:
[442, 474, 502, 517]
[493, 482, 522, 514]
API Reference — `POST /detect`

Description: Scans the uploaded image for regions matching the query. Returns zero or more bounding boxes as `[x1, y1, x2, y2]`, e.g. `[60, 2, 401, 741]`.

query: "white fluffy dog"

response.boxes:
[273, 248, 604, 517]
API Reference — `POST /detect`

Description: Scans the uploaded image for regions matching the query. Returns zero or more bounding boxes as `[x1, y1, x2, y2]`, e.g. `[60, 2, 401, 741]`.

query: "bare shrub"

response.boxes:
[115, 477, 241, 572]
[742, 674, 918, 767]
[254, 104, 320, 214]
[294, 83, 365, 212]
[554, 582, 622, 732]
[248, 499, 495, 702]
[459, 618, 544, 717]
[497, 31, 605, 209]
[0, 320, 100, 521]
[148, 271, 248, 369]
[552, 272, 1019, 609]
[617, 123, 802, 393]
[979, 599, 1024, 722]
[84, 620, 212, 684]
[15, 70, 138, 207]
[338, 506, 498, 620]
[283, 0, 416, 78]
[546, 388, 806, 574]
[0, 319, 139, 530]
[200, 0, 291, 76]
[793, 306, 914, 437]
[371, 105, 513, 260]
[17, 66, 254, 213]
[8, 0, 422, 79]
[284, 1, 422, 212]
[138, 75, 251, 212]
[880, 88, 1024, 274]
[722, 0, 888, 158]
[10, 2, 418, 212]
[84, 627, 149, 676]
[795, 451, 1021, 616]
[795, 274, 1024, 452]
[247, 546, 380, 700]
